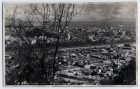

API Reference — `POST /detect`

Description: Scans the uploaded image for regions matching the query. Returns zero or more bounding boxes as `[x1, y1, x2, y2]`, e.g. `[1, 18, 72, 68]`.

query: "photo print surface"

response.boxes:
[3, 2, 137, 85]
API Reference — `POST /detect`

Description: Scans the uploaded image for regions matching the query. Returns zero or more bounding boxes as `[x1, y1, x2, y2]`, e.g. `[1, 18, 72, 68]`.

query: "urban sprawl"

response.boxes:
[5, 21, 136, 85]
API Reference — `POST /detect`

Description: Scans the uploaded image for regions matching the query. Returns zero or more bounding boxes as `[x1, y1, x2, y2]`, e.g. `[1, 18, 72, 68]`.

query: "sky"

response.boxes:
[73, 2, 137, 21]
[4, 2, 137, 21]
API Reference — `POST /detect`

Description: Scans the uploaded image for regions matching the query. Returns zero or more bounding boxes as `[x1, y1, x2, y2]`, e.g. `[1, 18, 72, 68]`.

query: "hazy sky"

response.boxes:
[73, 2, 137, 21]
[4, 2, 137, 21]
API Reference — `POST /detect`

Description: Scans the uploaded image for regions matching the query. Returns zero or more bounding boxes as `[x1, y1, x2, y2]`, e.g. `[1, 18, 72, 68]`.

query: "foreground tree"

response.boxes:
[5, 3, 84, 84]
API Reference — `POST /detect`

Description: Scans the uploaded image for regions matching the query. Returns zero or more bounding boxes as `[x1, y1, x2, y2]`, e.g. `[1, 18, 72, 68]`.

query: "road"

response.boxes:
[59, 42, 136, 51]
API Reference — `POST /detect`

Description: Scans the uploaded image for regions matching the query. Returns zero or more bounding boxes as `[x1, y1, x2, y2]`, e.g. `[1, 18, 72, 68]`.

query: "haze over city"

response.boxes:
[4, 2, 137, 21]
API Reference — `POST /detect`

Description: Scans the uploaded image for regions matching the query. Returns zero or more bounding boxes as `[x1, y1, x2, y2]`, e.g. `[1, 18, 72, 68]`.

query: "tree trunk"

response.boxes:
[51, 36, 60, 84]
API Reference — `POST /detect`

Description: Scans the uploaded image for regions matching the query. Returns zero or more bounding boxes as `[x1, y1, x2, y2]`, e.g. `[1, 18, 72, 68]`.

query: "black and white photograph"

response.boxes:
[3, 1, 137, 86]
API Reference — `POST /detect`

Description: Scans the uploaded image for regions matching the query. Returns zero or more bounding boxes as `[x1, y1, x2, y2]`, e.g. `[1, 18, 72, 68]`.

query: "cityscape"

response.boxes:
[4, 2, 137, 85]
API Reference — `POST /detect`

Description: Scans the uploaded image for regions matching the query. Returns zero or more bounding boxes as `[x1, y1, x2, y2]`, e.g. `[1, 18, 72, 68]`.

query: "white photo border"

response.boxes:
[0, 0, 139, 88]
